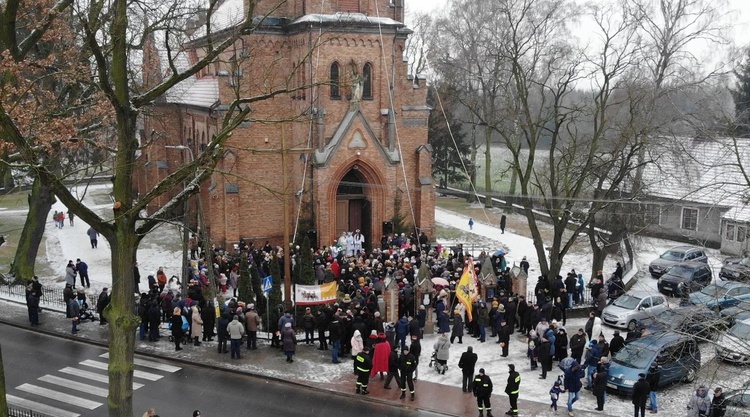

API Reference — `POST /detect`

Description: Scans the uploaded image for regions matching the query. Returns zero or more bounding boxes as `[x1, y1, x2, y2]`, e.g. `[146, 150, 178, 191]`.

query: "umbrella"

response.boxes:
[494, 250, 507, 256]
[431, 277, 450, 287]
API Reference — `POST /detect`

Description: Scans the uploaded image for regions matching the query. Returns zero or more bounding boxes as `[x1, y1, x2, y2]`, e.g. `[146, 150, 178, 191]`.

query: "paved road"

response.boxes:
[1, 323, 448, 417]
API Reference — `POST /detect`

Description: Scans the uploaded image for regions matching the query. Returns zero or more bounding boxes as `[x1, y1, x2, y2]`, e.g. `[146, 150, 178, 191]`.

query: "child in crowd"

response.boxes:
[549, 377, 563, 413]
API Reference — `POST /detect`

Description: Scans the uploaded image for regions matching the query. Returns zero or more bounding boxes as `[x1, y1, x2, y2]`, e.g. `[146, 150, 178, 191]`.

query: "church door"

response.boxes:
[336, 169, 371, 251]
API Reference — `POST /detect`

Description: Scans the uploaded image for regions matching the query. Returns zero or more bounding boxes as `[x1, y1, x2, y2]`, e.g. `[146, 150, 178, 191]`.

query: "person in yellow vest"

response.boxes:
[473, 368, 493, 417]
[355, 345, 372, 395]
[505, 363, 521, 416]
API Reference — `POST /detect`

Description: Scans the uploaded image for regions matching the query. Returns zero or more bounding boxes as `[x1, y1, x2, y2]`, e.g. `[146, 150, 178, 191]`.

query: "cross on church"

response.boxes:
[251, 124, 313, 310]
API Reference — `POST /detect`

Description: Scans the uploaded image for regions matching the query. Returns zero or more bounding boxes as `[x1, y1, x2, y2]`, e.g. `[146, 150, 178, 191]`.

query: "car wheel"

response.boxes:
[627, 320, 637, 331]
[682, 367, 698, 383]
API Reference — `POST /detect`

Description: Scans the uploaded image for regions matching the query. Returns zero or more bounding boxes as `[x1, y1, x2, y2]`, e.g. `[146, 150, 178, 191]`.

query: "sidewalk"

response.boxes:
[0, 297, 615, 417]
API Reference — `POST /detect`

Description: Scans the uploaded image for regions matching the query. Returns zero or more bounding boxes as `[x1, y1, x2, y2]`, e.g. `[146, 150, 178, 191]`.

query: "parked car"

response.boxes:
[607, 332, 700, 396]
[716, 387, 750, 416]
[639, 305, 724, 341]
[720, 300, 750, 327]
[720, 257, 750, 282]
[688, 281, 750, 311]
[602, 292, 669, 330]
[649, 246, 708, 278]
[657, 262, 713, 297]
[716, 317, 750, 364]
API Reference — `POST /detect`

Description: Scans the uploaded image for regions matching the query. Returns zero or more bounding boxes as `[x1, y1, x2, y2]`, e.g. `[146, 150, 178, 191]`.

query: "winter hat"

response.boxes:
[479, 368, 486, 374]
[370, 330, 378, 337]
[554, 380, 561, 386]
[284, 322, 292, 328]
[248, 304, 255, 310]
[492, 301, 499, 308]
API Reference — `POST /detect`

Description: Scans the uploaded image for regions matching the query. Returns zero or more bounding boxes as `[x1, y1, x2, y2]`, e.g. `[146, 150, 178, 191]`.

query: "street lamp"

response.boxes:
[165, 145, 194, 297]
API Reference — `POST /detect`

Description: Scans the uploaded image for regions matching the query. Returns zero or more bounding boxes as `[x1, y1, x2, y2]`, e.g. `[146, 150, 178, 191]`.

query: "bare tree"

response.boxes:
[0, 0, 309, 415]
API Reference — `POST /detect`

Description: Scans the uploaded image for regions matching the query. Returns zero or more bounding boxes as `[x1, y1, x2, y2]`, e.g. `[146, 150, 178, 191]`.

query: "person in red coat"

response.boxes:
[371, 334, 391, 379]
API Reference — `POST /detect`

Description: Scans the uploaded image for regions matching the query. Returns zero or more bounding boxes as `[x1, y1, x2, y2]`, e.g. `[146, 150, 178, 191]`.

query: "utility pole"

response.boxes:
[253, 124, 313, 310]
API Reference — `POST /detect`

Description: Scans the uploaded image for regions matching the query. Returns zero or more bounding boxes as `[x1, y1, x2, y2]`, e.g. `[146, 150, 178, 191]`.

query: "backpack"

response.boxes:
[181, 316, 189, 332]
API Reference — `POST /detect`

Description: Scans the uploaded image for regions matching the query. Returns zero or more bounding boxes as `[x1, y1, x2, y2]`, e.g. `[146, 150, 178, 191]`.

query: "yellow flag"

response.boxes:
[455, 259, 479, 322]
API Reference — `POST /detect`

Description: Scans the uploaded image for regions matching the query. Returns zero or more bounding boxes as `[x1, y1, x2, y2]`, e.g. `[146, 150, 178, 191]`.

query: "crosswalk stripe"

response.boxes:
[59, 367, 144, 389]
[100, 353, 181, 373]
[80, 360, 163, 381]
[16, 383, 101, 409]
[39, 375, 109, 397]
[7, 394, 81, 417]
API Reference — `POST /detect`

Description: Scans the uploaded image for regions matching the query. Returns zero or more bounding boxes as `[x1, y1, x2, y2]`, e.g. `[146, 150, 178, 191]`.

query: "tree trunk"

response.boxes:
[10, 176, 55, 282]
[106, 225, 139, 417]
[0, 158, 13, 191]
[484, 125, 492, 208]
[467, 125, 477, 203]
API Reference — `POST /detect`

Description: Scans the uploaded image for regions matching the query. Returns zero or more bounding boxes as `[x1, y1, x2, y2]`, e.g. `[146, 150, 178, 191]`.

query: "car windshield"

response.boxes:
[612, 343, 657, 369]
[729, 322, 750, 338]
[666, 265, 696, 279]
[612, 294, 642, 310]
[661, 250, 685, 261]
[700, 285, 726, 297]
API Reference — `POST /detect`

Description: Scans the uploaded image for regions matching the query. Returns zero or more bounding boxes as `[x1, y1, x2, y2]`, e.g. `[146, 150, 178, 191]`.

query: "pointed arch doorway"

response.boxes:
[336, 168, 371, 251]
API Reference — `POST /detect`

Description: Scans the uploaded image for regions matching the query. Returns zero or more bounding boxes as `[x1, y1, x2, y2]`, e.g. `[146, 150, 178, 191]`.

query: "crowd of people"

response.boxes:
[28, 225, 732, 417]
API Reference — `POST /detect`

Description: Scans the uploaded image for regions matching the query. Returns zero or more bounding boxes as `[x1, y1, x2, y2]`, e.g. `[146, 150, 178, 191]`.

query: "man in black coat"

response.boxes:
[632, 373, 651, 417]
[458, 346, 478, 392]
[711, 387, 727, 417]
[97, 288, 110, 325]
[384, 347, 401, 390]
[610, 330, 625, 355]
[473, 368, 493, 417]
[497, 319, 511, 357]
[409, 335, 422, 380]
[645, 363, 661, 413]
[329, 315, 342, 364]
[569, 328, 586, 363]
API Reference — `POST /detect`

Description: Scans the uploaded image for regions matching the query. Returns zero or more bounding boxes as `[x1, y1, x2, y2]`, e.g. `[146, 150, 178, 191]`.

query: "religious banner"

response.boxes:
[455, 258, 479, 321]
[294, 282, 338, 305]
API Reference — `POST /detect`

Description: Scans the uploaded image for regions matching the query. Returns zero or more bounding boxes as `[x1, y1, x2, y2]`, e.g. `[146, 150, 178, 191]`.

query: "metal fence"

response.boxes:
[7, 406, 53, 417]
[0, 284, 89, 310]
[526, 286, 594, 307]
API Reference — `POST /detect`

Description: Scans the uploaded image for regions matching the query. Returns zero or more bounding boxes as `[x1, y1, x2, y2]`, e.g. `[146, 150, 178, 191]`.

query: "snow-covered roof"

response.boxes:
[160, 50, 220, 108]
[291, 13, 403, 27]
[639, 137, 750, 222]
[191, 0, 246, 39]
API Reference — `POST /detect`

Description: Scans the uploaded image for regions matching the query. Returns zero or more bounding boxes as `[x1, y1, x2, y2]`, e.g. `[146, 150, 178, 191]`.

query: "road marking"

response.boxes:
[39, 375, 109, 397]
[100, 353, 181, 373]
[16, 383, 101, 409]
[7, 394, 81, 417]
[58, 367, 144, 389]
[80, 360, 163, 381]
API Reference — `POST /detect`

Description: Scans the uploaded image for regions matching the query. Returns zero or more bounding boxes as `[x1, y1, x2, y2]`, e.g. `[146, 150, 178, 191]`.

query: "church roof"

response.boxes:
[291, 13, 403, 27]
[160, 50, 220, 109]
[190, 0, 246, 39]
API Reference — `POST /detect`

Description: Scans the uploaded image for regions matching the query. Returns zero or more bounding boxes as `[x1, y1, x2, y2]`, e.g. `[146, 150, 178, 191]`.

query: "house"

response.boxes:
[134, 0, 434, 251]
[633, 137, 750, 256]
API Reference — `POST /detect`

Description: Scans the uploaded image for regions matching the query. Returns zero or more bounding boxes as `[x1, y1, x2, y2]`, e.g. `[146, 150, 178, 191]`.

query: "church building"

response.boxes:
[135, 0, 434, 251]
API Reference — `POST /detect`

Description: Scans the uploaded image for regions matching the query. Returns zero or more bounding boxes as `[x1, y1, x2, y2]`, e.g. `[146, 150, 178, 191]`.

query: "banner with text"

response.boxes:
[294, 282, 338, 306]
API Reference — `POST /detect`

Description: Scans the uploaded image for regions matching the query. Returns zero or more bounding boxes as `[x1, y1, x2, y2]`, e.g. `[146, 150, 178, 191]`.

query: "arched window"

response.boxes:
[363, 63, 372, 99]
[330, 62, 340, 99]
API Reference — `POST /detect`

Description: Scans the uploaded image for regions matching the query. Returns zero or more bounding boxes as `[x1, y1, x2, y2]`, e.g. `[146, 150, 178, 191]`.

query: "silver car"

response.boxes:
[602, 292, 669, 330]
[716, 317, 750, 364]
[649, 246, 708, 278]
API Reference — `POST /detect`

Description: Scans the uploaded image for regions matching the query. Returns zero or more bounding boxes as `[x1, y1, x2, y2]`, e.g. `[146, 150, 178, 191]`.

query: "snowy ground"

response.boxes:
[14, 184, 750, 415]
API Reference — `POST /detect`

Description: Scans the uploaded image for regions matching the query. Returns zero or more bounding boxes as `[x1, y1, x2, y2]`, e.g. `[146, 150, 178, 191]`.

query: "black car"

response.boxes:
[720, 257, 750, 282]
[657, 262, 713, 297]
[640, 306, 725, 341]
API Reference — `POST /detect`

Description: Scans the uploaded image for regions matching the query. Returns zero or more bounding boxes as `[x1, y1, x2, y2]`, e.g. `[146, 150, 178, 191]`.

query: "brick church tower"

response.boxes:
[135, 0, 434, 251]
